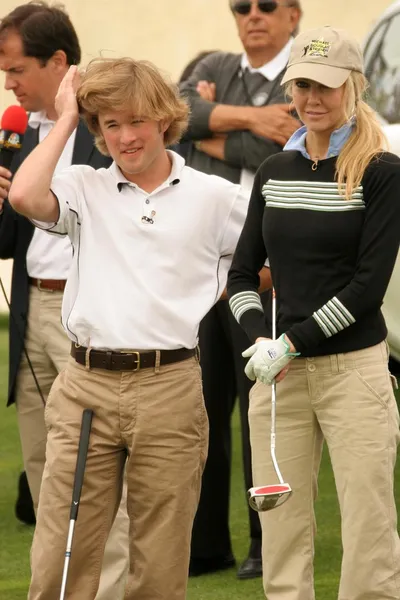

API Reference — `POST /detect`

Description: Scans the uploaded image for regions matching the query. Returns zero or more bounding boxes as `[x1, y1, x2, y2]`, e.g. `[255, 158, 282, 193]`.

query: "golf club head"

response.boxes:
[248, 483, 292, 512]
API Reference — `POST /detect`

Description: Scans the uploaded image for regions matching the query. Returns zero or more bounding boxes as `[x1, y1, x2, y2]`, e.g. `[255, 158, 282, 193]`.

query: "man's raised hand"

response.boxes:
[55, 65, 80, 127]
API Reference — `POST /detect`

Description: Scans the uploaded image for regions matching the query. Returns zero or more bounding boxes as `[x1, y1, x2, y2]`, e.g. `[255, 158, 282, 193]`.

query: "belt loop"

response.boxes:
[383, 340, 390, 364]
[154, 350, 161, 374]
[330, 354, 339, 374]
[195, 345, 201, 363]
[85, 347, 92, 370]
[337, 353, 346, 373]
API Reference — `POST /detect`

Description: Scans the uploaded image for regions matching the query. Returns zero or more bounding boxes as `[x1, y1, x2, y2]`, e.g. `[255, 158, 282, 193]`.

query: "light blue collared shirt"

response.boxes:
[284, 119, 355, 159]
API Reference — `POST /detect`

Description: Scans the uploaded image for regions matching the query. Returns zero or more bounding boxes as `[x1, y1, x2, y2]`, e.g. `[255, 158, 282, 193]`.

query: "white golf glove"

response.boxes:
[242, 335, 299, 385]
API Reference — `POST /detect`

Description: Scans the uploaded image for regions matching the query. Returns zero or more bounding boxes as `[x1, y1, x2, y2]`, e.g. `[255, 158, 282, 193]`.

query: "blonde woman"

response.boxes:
[227, 26, 400, 600]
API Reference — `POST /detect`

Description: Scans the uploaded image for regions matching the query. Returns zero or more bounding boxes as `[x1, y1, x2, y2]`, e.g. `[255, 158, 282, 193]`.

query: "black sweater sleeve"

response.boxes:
[227, 167, 270, 341]
[287, 153, 400, 352]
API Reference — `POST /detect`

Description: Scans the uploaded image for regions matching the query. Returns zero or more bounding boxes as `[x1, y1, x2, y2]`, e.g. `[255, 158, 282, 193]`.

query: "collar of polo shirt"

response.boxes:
[114, 149, 184, 193]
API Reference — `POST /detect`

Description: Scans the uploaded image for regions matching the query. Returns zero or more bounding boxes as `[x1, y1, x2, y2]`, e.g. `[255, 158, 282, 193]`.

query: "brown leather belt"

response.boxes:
[29, 277, 66, 292]
[71, 343, 197, 371]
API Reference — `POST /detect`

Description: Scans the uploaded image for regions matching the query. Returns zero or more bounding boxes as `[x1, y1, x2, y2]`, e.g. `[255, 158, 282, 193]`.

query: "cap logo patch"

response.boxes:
[303, 39, 331, 58]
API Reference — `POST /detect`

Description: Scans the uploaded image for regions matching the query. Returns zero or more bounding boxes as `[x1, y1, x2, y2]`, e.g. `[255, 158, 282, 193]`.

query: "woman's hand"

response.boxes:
[243, 334, 297, 385]
[255, 334, 296, 353]
[251, 335, 297, 384]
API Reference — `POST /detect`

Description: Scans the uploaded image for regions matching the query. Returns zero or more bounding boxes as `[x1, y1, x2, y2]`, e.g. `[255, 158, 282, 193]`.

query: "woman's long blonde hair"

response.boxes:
[336, 72, 387, 199]
[288, 72, 387, 199]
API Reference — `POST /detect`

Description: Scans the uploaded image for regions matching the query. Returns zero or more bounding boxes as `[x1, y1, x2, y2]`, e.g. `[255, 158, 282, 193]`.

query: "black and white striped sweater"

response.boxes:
[227, 150, 400, 356]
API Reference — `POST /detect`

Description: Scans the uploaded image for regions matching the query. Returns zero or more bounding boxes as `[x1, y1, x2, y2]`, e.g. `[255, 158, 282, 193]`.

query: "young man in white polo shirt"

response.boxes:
[9, 58, 251, 600]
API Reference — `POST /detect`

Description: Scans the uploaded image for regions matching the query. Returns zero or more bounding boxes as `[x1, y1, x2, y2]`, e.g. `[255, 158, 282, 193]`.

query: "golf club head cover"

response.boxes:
[242, 334, 299, 385]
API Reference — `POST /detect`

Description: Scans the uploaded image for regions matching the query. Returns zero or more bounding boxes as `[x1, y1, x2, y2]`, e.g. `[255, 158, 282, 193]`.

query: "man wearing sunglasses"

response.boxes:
[180, 0, 302, 582]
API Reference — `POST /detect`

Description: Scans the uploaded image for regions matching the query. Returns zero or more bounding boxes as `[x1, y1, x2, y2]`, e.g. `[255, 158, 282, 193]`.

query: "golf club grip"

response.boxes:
[70, 409, 94, 521]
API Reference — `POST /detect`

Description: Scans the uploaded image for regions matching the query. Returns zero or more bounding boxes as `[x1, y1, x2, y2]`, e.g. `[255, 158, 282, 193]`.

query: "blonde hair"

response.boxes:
[77, 57, 189, 155]
[287, 72, 387, 200]
[336, 72, 387, 199]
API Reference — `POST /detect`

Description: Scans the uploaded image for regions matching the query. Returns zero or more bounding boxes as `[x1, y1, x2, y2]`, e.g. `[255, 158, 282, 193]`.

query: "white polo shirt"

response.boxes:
[35, 151, 248, 350]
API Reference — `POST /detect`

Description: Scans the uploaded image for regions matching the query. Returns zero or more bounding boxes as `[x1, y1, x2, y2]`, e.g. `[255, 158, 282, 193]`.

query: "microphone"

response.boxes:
[0, 105, 29, 171]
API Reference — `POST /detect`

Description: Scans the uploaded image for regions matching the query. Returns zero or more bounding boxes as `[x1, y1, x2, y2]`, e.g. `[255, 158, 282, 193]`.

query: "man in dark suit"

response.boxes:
[0, 3, 128, 598]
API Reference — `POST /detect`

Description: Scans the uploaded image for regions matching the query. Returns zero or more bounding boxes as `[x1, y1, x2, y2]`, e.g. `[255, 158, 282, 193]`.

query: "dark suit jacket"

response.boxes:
[0, 120, 112, 406]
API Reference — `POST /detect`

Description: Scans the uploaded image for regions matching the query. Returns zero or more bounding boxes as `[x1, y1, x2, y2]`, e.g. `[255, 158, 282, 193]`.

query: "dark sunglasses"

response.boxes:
[232, 0, 287, 15]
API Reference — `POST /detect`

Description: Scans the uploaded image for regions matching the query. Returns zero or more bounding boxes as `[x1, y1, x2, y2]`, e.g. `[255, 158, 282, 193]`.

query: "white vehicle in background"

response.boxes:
[363, 0, 400, 363]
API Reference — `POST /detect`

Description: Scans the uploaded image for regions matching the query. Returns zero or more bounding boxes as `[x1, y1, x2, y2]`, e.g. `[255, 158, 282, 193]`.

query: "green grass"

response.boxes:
[0, 319, 398, 600]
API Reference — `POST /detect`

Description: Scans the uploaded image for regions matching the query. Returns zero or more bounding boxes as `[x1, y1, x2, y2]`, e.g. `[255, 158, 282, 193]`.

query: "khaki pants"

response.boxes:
[28, 354, 208, 600]
[15, 286, 129, 599]
[249, 342, 400, 600]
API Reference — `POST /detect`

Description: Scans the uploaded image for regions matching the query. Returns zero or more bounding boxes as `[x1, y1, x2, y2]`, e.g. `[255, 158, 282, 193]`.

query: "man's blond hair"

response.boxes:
[77, 57, 189, 155]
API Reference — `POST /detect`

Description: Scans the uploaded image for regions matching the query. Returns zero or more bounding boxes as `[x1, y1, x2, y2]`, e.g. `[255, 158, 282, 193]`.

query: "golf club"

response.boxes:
[247, 289, 292, 512]
[60, 408, 94, 600]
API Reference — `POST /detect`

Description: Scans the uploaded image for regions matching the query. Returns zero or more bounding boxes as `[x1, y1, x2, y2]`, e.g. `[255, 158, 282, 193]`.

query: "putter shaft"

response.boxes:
[60, 520, 76, 600]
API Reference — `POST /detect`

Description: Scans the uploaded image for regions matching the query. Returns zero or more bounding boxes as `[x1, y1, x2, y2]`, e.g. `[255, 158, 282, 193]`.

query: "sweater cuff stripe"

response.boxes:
[229, 291, 264, 323]
[313, 297, 356, 338]
[331, 297, 355, 325]
[313, 311, 336, 337]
